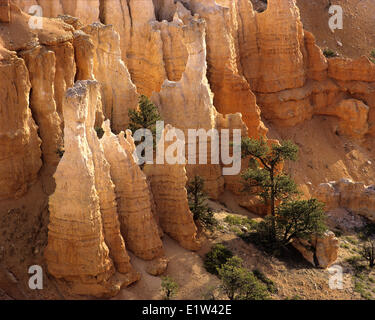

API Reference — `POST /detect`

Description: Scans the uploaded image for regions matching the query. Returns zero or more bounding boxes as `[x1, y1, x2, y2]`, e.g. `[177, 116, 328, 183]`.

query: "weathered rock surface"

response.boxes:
[144, 125, 201, 251]
[292, 231, 339, 269]
[316, 179, 375, 222]
[82, 81, 135, 276]
[185, 0, 267, 138]
[0, 48, 42, 200]
[0, 0, 10, 23]
[235, 0, 306, 94]
[20, 46, 63, 168]
[82, 23, 139, 133]
[12, 0, 99, 25]
[145, 256, 169, 276]
[120, 0, 166, 96]
[45, 81, 139, 297]
[101, 120, 164, 260]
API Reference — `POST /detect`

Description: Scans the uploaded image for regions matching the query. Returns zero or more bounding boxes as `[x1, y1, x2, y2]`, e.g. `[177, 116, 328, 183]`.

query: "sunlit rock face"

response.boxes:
[315, 179, 375, 222]
[143, 125, 201, 251]
[101, 121, 164, 261]
[45, 81, 139, 297]
[0, 47, 42, 200]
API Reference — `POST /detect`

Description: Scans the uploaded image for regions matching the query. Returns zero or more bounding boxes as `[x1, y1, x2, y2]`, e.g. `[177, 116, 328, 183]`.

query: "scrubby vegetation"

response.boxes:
[161, 276, 179, 300]
[95, 126, 104, 139]
[323, 48, 338, 58]
[204, 243, 233, 275]
[217, 256, 270, 300]
[369, 50, 375, 64]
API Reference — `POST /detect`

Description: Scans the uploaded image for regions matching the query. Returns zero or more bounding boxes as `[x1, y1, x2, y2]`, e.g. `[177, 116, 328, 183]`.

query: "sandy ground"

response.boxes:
[112, 235, 222, 300]
[297, 0, 375, 59]
[266, 115, 375, 198]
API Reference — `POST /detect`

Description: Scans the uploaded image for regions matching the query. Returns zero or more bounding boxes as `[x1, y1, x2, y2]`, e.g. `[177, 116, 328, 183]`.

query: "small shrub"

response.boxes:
[218, 256, 270, 300]
[95, 126, 104, 139]
[323, 48, 338, 58]
[161, 276, 179, 300]
[224, 215, 258, 231]
[204, 243, 233, 275]
[361, 240, 375, 268]
[370, 50, 375, 64]
[56, 147, 65, 158]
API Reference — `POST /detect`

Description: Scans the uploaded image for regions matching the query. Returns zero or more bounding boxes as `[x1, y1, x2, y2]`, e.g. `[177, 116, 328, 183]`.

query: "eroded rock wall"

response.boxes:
[0, 48, 42, 200]
[144, 125, 201, 251]
[82, 23, 139, 133]
[101, 121, 164, 261]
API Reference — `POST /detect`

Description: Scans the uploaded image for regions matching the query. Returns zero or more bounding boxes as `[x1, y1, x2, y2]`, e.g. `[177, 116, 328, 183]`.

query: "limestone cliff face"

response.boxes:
[0, 48, 42, 200]
[45, 81, 138, 297]
[0, 4, 78, 198]
[144, 125, 201, 251]
[101, 121, 164, 261]
[101, 0, 166, 96]
[81, 23, 139, 133]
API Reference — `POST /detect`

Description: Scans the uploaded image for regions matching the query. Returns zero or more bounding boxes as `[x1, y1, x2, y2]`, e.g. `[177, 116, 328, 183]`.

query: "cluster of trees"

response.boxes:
[128, 95, 331, 300]
[203, 244, 272, 300]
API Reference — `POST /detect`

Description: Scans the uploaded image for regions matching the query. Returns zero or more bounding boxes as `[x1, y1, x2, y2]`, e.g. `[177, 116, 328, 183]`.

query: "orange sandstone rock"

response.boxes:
[45, 81, 138, 297]
[82, 23, 139, 133]
[101, 120, 164, 260]
[0, 48, 42, 200]
[143, 125, 201, 251]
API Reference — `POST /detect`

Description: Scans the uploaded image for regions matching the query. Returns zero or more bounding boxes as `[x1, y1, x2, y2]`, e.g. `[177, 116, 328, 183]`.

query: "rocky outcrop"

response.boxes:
[144, 125, 201, 251]
[235, 0, 306, 94]
[0, 48, 42, 200]
[45, 81, 139, 297]
[152, 17, 226, 199]
[328, 56, 375, 82]
[118, 0, 166, 96]
[159, 18, 188, 82]
[101, 120, 164, 260]
[317, 99, 369, 140]
[292, 231, 339, 269]
[82, 23, 139, 133]
[82, 81, 135, 276]
[73, 30, 95, 81]
[315, 179, 375, 222]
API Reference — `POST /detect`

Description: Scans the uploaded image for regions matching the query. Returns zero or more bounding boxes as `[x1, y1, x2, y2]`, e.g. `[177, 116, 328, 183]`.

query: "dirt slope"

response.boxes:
[297, 0, 375, 58]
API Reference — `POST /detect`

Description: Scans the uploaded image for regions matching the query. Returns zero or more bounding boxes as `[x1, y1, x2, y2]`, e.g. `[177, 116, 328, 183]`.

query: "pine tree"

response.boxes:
[241, 138, 326, 246]
[128, 94, 161, 146]
[187, 176, 217, 231]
